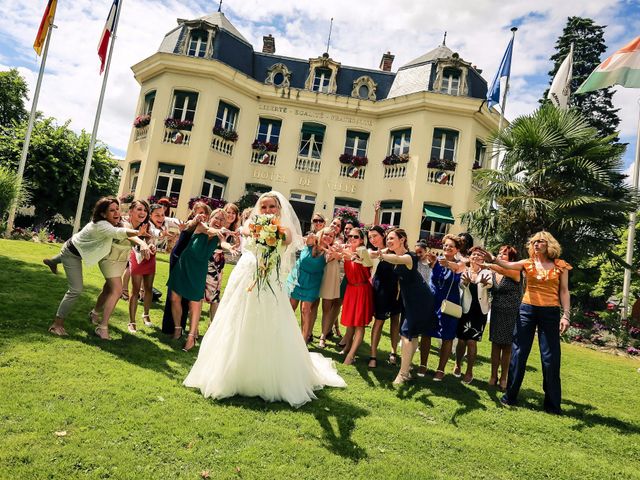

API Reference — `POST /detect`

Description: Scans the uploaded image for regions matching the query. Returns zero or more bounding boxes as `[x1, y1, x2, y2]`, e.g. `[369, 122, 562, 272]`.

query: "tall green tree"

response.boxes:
[541, 17, 620, 138]
[0, 69, 29, 128]
[0, 117, 119, 230]
[463, 106, 636, 270]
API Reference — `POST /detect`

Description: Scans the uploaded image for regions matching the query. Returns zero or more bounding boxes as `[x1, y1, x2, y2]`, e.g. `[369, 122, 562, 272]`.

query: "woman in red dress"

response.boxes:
[339, 228, 374, 365]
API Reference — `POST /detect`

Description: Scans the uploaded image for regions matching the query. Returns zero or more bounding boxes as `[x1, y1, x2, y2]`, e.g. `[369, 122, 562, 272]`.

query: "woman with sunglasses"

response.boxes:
[338, 228, 374, 365]
[419, 234, 465, 380]
[287, 225, 333, 344]
[482, 231, 571, 414]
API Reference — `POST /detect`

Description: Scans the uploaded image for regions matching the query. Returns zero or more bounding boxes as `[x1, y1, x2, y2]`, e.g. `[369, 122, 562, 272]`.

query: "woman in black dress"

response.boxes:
[454, 247, 493, 384]
[369, 228, 436, 385]
[486, 245, 521, 390]
[366, 225, 401, 368]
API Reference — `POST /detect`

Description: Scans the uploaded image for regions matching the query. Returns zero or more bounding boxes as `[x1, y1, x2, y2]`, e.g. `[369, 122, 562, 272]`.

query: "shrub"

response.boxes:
[0, 165, 27, 221]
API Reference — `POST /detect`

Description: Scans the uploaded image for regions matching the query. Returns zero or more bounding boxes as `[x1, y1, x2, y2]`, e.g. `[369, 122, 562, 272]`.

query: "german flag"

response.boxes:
[33, 0, 58, 56]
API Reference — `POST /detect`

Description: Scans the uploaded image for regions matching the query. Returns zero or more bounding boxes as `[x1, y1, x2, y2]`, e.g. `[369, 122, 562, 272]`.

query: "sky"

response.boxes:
[0, 0, 639, 172]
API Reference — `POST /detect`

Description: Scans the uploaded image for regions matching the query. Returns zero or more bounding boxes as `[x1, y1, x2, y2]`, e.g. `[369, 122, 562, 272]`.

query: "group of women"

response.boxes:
[43, 194, 572, 413]
[284, 213, 572, 412]
[44, 196, 241, 351]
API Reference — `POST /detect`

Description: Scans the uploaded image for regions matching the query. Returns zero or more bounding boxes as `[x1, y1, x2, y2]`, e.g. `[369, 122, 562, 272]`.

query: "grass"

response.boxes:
[1, 238, 639, 479]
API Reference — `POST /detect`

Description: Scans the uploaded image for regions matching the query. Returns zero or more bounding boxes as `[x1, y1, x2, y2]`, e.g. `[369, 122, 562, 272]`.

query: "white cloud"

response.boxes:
[0, 0, 636, 162]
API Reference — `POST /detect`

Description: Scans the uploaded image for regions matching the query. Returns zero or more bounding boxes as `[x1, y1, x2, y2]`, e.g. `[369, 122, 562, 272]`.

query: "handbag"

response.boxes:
[440, 271, 462, 318]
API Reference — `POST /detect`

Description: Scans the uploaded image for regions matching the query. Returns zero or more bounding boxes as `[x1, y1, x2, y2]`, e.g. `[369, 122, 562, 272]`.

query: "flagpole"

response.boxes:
[5, 17, 56, 234]
[72, 0, 123, 234]
[491, 27, 517, 170]
[621, 97, 640, 319]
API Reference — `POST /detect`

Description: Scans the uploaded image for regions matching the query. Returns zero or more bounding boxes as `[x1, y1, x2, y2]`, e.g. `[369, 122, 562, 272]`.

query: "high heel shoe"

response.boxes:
[172, 326, 182, 340]
[182, 333, 197, 352]
[142, 314, 152, 327]
[88, 310, 100, 326]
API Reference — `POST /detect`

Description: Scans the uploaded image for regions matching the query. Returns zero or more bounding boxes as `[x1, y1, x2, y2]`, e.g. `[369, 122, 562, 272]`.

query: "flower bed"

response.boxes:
[252, 140, 278, 152]
[133, 115, 151, 128]
[563, 309, 640, 355]
[382, 153, 409, 165]
[164, 118, 193, 130]
[334, 206, 361, 227]
[213, 125, 238, 142]
[339, 153, 368, 167]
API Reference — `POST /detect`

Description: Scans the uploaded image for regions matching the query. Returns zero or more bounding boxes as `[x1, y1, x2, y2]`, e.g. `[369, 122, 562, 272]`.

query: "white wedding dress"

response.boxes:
[184, 235, 346, 408]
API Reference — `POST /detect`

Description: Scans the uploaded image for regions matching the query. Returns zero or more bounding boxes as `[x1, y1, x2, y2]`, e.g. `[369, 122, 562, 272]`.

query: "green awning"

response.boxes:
[424, 205, 454, 224]
[301, 123, 326, 136]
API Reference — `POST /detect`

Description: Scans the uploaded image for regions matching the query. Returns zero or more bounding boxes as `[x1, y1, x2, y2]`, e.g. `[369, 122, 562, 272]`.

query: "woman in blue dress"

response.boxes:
[421, 234, 465, 381]
[369, 228, 436, 385]
[287, 227, 335, 344]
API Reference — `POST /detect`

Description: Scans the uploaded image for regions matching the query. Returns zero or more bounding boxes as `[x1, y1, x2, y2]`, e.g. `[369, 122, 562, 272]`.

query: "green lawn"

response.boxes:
[1, 239, 639, 479]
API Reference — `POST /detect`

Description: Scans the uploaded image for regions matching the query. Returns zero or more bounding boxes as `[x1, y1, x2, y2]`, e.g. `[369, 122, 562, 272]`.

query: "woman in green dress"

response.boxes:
[167, 216, 233, 350]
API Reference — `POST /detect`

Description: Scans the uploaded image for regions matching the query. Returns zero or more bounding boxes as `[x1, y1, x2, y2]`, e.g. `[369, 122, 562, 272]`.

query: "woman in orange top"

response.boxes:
[484, 231, 571, 414]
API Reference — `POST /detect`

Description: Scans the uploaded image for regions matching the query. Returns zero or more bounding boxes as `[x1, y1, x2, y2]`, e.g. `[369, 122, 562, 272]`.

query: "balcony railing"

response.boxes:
[426, 167, 456, 186]
[338, 164, 366, 180]
[134, 125, 149, 142]
[162, 128, 191, 146]
[383, 164, 407, 179]
[211, 135, 234, 156]
[250, 150, 277, 167]
[295, 156, 321, 174]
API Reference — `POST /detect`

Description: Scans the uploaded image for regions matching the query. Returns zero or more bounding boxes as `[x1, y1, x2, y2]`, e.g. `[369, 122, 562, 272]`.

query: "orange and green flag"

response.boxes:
[577, 36, 640, 93]
[33, 0, 58, 56]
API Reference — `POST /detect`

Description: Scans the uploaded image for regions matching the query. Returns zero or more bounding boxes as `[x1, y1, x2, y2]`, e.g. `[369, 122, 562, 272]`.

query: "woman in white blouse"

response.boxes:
[44, 197, 148, 336]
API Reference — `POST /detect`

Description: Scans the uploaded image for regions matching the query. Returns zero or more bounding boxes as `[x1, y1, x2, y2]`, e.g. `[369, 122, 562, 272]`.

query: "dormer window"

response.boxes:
[313, 68, 332, 93]
[187, 29, 209, 58]
[440, 68, 461, 95]
[305, 55, 341, 94]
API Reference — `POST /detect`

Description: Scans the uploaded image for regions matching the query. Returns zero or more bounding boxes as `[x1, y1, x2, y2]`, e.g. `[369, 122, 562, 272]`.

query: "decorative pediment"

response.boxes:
[304, 53, 341, 94]
[351, 76, 377, 101]
[432, 53, 472, 96]
[265, 63, 291, 88]
[176, 22, 216, 58]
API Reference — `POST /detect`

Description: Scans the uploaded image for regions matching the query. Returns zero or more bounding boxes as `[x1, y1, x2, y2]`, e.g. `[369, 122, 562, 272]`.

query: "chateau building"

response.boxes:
[119, 11, 500, 243]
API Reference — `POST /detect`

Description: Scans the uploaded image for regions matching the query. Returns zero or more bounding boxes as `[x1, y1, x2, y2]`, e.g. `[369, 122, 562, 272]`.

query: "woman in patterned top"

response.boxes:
[486, 245, 521, 390]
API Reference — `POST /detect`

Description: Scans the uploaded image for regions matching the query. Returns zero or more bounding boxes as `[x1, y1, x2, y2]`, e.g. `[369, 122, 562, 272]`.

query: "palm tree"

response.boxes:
[463, 105, 636, 265]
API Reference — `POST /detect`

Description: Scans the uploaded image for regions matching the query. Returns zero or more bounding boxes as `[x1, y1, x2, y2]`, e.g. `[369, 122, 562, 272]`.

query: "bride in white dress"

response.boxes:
[184, 191, 346, 407]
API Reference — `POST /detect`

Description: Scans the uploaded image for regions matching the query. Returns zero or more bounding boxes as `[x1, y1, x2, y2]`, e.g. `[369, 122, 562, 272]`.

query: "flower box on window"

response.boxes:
[382, 153, 410, 165]
[164, 118, 193, 131]
[427, 158, 457, 171]
[339, 153, 368, 166]
[188, 196, 227, 211]
[252, 140, 278, 152]
[334, 206, 361, 227]
[213, 125, 239, 142]
[147, 195, 178, 208]
[133, 115, 151, 128]
[119, 192, 135, 203]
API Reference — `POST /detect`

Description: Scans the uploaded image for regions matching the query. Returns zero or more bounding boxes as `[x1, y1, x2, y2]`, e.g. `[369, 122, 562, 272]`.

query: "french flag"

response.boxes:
[97, 0, 119, 73]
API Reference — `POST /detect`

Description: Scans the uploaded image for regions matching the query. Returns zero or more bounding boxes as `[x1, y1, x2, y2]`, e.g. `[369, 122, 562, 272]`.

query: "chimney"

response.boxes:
[262, 34, 275, 54]
[379, 51, 394, 72]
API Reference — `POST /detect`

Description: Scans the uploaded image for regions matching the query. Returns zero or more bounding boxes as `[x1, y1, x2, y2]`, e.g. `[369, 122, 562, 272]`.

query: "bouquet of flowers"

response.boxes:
[246, 214, 287, 294]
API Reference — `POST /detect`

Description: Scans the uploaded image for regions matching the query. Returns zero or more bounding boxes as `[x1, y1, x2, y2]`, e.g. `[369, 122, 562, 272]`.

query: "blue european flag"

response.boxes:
[487, 37, 514, 109]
